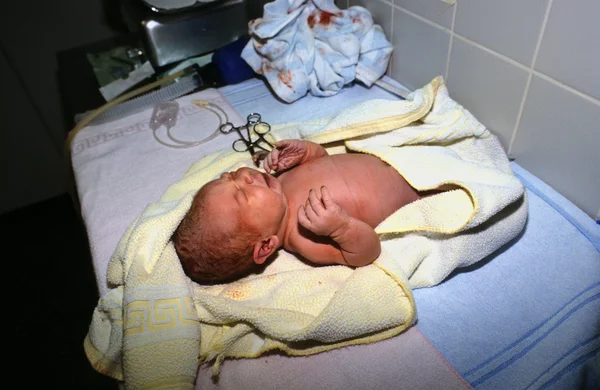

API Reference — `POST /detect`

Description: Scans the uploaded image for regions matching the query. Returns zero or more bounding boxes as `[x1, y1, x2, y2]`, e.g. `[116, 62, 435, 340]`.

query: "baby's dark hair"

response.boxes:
[173, 186, 259, 283]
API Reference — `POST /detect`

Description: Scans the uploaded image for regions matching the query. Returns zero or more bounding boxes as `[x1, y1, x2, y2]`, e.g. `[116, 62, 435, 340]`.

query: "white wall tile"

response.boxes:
[384, 0, 598, 216]
[511, 75, 600, 218]
[535, 0, 600, 101]
[390, 8, 450, 91]
[350, 0, 394, 39]
[454, 0, 548, 66]
[394, 0, 454, 28]
[446, 38, 528, 149]
[0, 49, 66, 215]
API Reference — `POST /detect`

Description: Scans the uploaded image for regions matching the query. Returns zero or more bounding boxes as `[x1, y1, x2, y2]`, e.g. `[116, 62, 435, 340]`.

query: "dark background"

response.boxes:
[3, 1, 129, 387]
[0, 0, 129, 215]
[6, 195, 118, 388]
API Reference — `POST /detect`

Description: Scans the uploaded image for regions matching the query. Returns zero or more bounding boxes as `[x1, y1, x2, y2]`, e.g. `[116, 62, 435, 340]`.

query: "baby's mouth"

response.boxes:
[261, 172, 276, 188]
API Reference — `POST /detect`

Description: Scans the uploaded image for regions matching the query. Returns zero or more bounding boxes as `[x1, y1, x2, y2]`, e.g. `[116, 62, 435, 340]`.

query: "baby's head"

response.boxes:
[174, 167, 288, 283]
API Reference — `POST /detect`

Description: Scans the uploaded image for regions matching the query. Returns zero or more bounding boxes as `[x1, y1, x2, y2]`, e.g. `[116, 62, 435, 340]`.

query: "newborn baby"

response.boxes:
[174, 139, 422, 283]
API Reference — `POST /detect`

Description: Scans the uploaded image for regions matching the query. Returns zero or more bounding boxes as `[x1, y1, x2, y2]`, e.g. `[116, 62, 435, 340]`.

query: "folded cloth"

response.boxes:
[241, 0, 392, 102]
[84, 77, 527, 389]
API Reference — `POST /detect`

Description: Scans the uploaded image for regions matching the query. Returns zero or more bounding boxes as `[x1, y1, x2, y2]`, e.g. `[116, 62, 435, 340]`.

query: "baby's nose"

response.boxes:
[236, 169, 254, 184]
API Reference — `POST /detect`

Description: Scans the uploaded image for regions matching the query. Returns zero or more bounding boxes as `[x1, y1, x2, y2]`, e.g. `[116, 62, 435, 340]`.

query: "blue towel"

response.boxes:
[241, 0, 392, 102]
[414, 164, 600, 389]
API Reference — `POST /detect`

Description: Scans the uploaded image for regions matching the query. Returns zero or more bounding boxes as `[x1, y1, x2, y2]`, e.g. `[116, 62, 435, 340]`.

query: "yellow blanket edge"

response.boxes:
[84, 334, 123, 381]
[304, 77, 440, 145]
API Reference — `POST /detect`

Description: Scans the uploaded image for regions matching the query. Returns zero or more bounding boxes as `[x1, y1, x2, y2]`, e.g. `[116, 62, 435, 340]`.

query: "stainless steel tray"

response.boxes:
[123, 0, 268, 67]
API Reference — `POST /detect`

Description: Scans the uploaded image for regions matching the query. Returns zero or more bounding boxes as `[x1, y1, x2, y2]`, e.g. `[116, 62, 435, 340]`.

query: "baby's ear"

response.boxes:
[253, 236, 280, 264]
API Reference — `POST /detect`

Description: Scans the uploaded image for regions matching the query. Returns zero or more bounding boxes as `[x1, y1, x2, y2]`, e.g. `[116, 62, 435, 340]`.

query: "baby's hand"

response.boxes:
[263, 140, 307, 173]
[298, 186, 351, 237]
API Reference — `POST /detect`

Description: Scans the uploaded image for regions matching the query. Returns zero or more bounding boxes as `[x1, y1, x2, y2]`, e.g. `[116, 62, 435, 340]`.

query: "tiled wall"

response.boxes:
[339, 0, 599, 218]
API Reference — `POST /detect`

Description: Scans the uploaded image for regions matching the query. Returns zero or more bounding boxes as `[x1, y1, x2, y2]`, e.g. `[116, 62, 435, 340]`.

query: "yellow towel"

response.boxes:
[84, 77, 527, 389]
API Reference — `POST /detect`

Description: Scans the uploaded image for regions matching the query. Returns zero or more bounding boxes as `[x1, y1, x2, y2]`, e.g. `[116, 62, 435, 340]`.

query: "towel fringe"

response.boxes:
[212, 353, 225, 377]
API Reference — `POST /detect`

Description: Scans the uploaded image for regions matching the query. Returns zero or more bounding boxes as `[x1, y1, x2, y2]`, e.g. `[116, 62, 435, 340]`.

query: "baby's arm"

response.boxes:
[264, 140, 328, 173]
[297, 187, 381, 267]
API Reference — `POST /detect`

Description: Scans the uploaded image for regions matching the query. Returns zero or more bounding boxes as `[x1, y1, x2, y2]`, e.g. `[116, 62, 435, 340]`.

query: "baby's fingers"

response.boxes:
[308, 189, 324, 214]
[264, 149, 279, 173]
[320, 186, 335, 209]
[263, 155, 271, 173]
[297, 206, 312, 229]
[304, 198, 319, 220]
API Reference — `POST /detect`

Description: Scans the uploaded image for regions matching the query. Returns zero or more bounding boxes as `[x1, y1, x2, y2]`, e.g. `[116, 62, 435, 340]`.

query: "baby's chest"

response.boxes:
[283, 156, 403, 224]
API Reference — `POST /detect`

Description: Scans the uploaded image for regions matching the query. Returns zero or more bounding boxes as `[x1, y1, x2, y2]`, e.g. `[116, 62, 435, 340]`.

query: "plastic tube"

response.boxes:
[64, 68, 187, 158]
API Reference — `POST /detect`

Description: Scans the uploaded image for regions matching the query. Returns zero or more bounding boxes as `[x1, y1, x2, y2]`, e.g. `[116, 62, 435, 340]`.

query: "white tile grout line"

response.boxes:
[444, 1, 458, 81]
[386, 1, 600, 109]
[508, 0, 554, 156]
[533, 71, 600, 106]
[390, 3, 451, 33]
[451, 34, 530, 72]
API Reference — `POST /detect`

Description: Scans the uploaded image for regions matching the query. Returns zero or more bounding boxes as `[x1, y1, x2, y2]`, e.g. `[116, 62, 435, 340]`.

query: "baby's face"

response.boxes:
[203, 167, 288, 238]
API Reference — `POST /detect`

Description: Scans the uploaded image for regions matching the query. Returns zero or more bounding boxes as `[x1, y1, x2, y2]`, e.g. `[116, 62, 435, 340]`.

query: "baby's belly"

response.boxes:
[280, 154, 420, 228]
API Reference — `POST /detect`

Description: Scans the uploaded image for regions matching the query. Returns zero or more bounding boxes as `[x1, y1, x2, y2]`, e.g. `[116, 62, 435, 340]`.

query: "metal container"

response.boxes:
[122, 0, 268, 68]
